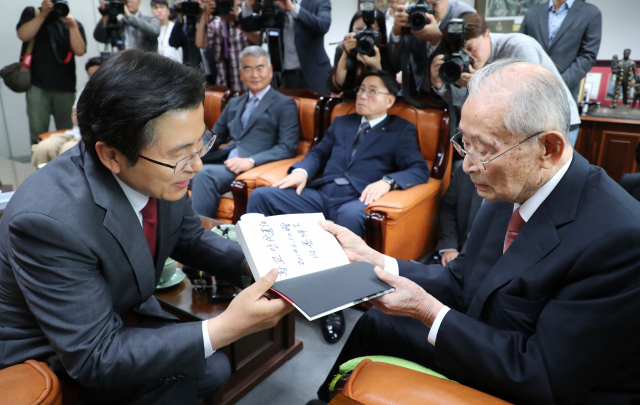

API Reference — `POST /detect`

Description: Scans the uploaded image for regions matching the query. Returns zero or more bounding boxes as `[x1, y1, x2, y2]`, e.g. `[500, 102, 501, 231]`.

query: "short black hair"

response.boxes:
[85, 57, 102, 72]
[361, 69, 399, 97]
[151, 0, 169, 7]
[77, 49, 206, 165]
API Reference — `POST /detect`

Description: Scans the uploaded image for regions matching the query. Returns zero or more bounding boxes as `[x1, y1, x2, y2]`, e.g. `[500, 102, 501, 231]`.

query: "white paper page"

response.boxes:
[236, 213, 350, 281]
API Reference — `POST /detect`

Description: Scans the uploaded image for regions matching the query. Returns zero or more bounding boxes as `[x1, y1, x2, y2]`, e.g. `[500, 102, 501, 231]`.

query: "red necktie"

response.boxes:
[503, 208, 525, 253]
[141, 197, 157, 261]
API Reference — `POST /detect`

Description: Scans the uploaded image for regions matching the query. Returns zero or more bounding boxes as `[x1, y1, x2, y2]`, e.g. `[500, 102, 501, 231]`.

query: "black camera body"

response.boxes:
[354, 27, 381, 57]
[213, 0, 234, 16]
[439, 18, 474, 85]
[252, 0, 279, 29]
[51, 0, 69, 17]
[177, 0, 201, 18]
[405, 0, 434, 32]
[98, 1, 125, 17]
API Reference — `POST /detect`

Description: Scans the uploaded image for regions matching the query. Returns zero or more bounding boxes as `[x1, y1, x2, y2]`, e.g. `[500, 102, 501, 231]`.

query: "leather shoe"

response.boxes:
[321, 311, 345, 343]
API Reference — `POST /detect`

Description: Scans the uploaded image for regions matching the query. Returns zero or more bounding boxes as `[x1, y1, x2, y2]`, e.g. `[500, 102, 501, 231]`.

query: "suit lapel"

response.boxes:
[84, 151, 157, 300]
[548, 1, 580, 50]
[240, 88, 275, 138]
[538, 4, 550, 51]
[231, 94, 249, 140]
[348, 116, 391, 168]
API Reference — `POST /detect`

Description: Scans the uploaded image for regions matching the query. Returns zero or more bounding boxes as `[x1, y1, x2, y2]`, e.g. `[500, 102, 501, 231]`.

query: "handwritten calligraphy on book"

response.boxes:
[238, 213, 350, 281]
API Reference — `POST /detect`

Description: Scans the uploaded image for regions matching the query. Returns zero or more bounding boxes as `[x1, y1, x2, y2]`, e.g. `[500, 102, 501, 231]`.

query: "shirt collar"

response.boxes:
[113, 173, 150, 221]
[548, 0, 574, 12]
[250, 84, 271, 101]
[515, 156, 573, 222]
[361, 113, 388, 129]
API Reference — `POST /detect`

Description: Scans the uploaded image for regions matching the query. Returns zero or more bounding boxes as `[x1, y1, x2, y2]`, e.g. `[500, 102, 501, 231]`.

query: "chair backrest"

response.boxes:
[277, 89, 328, 157]
[204, 85, 239, 129]
[325, 99, 451, 180]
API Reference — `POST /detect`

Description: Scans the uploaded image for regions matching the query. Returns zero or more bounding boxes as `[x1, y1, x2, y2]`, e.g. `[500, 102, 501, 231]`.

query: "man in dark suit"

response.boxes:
[247, 69, 430, 239]
[520, 0, 602, 142]
[0, 50, 292, 405]
[315, 59, 640, 404]
[434, 164, 483, 266]
[190, 45, 299, 219]
[242, 0, 332, 94]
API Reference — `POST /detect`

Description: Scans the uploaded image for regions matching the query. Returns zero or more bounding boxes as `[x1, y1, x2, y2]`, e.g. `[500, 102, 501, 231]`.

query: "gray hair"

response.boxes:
[239, 45, 271, 66]
[467, 57, 571, 142]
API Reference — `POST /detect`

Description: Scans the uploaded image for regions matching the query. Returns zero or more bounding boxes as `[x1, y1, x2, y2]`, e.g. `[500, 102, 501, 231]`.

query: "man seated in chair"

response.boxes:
[191, 45, 299, 218]
[247, 70, 429, 344]
[314, 59, 640, 404]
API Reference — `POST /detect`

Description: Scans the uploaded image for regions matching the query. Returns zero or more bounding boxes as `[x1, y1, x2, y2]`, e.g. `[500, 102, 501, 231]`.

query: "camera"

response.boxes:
[98, 1, 125, 17]
[213, 0, 234, 16]
[176, 0, 201, 18]
[405, 0, 434, 32]
[52, 0, 69, 17]
[252, 0, 279, 29]
[354, 0, 380, 57]
[439, 18, 474, 85]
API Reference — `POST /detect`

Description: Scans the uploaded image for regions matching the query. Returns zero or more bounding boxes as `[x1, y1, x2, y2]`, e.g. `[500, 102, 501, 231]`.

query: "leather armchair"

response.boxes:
[37, 129, 69, 142]
[0, 360, 64, 405]
[332, 359, 511, 405]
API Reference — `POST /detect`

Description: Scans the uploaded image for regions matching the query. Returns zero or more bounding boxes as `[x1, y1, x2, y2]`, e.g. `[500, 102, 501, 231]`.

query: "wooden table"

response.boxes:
[154, 216, 303, 405]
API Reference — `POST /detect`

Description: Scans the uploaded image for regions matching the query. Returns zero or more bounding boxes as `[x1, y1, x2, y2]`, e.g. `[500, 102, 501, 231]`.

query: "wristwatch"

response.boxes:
[383, 175, 397, 189]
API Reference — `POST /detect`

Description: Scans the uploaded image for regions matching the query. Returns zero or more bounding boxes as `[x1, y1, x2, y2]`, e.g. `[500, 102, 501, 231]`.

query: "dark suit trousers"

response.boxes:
[191, 164, 239, 218]
[316, 307, 446, 402]
[247, 183, 367, 237]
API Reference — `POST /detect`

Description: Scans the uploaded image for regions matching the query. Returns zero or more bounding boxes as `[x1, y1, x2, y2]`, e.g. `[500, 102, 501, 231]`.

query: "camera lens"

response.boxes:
[54, 1, 70, 17]
[440, 59, 463, 84]
[356, 36, 376, 57]
[408, 12, 427, 31]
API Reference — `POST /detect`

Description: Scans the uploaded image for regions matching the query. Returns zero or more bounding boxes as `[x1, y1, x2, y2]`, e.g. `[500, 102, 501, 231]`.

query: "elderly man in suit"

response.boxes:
[315, 59, 640, 404]
[520, 0, 601, 145]
[0, 50, 292, 405]
[94, 0, 160, 52]
[190, 46, 299, 219]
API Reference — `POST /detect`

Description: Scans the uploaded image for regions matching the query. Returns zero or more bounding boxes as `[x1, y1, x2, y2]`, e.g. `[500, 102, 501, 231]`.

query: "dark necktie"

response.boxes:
[351, 121, 371, 159]
[503, 208, 525, 253]
[141, 197, 158, 261]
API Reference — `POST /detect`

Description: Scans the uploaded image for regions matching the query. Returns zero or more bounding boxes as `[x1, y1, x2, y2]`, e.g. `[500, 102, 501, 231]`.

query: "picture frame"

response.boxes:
[475, 0, 547, 33]
[583, 61, 636, 107]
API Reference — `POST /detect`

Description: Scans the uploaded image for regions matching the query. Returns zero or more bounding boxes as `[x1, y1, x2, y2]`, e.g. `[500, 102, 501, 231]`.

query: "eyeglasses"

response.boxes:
[450, 130, 545, 170]
[355, 87, 392, 98]
[139, 129, 217, 174]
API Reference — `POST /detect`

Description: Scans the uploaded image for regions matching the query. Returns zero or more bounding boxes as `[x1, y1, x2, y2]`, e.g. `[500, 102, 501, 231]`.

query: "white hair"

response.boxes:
[467, 58, 571, 141]
[239, 45, 271, 66]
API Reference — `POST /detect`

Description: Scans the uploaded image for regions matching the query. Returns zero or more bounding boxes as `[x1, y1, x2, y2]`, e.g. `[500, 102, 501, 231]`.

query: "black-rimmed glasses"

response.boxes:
[139, 129, 217, 174]
[355, 87, 392, 98]
[450, 130, 545, 170]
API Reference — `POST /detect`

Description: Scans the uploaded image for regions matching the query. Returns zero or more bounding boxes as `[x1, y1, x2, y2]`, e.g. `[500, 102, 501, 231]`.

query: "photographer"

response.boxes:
[429, 12, 579, 135]
[94, 0, 160, 52]
[153, 0, 183, 62]
[328, 8, 394, 96]
[389, 0, 474, 97]
[195, 0, 251, 91]
[242, 0, 332, 94]
[17, 0, 86, 145]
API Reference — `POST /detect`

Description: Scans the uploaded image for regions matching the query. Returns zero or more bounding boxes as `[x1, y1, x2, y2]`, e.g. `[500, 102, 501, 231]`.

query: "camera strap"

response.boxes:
[445, 83, 458, 139]
[21, 8, 40, 67]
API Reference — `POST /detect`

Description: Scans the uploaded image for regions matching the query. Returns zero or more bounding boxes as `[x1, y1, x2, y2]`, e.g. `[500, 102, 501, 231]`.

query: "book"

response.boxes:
[235, 213, 395, 321]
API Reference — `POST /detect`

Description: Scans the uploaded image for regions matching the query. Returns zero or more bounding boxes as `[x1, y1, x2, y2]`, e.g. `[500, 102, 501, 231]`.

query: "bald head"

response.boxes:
[466, 58, 571, 142]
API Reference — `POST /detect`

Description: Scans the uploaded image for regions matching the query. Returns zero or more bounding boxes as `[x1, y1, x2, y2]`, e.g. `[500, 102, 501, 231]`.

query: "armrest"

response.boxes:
[365, 178, 441, 222]
[339, 359, 511, 405]
[37, 129, 69, 142]
[235, 158, 300, 190]
[255, 157, 303, 187]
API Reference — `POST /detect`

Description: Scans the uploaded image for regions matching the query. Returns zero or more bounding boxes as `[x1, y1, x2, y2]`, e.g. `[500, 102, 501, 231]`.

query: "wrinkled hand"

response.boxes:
[61, 13, 77, 28]
[356, 46, 382, 70]
[225, 157, 255, 174]
[411, 13, 441, 45]
[440, 250, 458, 267]
[319, 220, 384, 267]
[430, 54, 445, 90]
[370, 266, 443, 327]
[272, 171, 307, 195]
[274, 0, 294, 12]
[360, 179, 392, 206]
[454, 65, 476, 88]
[216, 269, 293, 340]
[343, 33, 357, 54]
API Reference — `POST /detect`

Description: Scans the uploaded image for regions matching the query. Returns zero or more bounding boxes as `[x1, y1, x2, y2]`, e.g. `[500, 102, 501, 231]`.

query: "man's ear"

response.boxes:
[386, 95, 396, 110]
[540, 131, 566, 168]
[95, 141, 125, 174]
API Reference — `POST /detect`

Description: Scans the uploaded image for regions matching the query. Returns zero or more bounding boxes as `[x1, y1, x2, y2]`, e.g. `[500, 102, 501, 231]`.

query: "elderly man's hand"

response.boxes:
[440, 250, 458, 266]
[225, 157, 255, 174]
[360, 179, 391, 206]
[319, 220, 385, 267]
[370, 266, 444, 327]
[272, 171, 308, 195]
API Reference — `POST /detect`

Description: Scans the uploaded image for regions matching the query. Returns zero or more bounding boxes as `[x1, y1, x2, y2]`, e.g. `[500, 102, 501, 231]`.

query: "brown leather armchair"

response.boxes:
[0, 360, 64, 405]
[222, 89, 328, 223]
[332, 359, 511, 405]
[37, 129, 69, 142]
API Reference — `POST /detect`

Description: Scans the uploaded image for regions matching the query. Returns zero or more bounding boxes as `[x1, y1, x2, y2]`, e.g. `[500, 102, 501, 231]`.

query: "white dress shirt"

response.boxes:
[113, 174, 215, 358]
[383, 156, 573, 345]
[158, 21, 183, 63]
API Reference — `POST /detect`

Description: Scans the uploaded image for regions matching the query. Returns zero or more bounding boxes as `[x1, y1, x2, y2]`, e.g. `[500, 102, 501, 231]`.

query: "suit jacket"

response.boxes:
[94, 12, 160, 52]
[291, 114, 430, 193]
[398, 153, 640, 404]
[0, 143, 245, 390]
[435, 164, 483, 252]
[619, 172, 640, 202]
[520, 1, 602, 100]
[214, 88, 299, 166]
[293, 0, 332, 95]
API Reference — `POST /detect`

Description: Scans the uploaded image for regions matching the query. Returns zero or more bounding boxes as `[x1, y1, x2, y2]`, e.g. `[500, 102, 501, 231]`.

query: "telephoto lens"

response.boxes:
[52, 0, 70, 17]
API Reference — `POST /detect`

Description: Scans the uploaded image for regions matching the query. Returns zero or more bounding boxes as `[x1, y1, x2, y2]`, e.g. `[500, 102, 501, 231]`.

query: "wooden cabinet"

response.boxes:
[576, 116, 640, 182]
